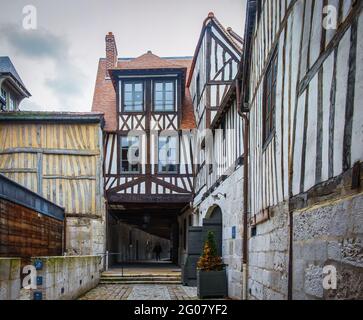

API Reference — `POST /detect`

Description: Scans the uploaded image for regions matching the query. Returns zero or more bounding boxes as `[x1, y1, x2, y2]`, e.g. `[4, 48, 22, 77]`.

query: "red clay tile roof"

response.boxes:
[92, 52, 196, 132]
[115, 51, 186, 70]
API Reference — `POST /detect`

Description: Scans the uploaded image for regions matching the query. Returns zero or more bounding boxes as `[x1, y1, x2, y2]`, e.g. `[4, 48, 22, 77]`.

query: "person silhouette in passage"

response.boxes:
[153, 243, 162, 261]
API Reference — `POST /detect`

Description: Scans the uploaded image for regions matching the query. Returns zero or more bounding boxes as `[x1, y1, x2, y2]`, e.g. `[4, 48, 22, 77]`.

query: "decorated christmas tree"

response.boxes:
[197, 231, 224, 271]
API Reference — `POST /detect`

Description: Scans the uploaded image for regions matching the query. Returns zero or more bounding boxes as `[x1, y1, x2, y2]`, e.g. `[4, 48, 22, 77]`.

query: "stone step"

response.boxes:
[99, 280, 182, 285]
[101, 277, 181, 282]
[101, 276, 181, 278]
[102, 273, 181, 278]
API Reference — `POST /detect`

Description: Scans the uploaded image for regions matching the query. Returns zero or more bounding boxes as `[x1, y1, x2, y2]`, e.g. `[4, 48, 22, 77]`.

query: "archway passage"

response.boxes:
[106, 201, 186, 268]
[202, 206, 223, 256]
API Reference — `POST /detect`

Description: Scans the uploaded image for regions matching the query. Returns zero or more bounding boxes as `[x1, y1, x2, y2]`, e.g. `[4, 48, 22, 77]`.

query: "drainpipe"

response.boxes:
[63, 216, 67, 255]
[236, 79, 249, 300]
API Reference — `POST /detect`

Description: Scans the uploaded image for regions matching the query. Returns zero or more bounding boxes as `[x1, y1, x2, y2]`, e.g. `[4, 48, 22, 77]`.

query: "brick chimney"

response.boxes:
[105, 32, 118, 78]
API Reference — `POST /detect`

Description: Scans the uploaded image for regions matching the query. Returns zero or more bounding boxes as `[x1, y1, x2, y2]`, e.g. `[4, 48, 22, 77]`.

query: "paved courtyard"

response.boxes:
[79, 284, 198, 300]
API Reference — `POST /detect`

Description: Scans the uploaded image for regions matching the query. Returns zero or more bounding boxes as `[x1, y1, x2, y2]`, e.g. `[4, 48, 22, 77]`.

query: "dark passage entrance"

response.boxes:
[107, 202, 186, 267]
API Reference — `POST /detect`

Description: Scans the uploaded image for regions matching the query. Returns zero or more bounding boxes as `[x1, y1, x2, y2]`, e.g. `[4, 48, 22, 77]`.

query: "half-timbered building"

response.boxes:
[92, 33, 195, 264]
[183, 13, 245, 299]
[239, 0, 363, 300]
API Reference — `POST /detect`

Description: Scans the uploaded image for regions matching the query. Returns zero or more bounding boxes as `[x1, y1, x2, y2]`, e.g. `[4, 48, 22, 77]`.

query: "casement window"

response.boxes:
[123, 81, 144, 112]
[121, 136, 140, 173]
[158, 135, 178, 173]
[263, 49, 278, 144]
[1, 88, 6, 100]
[9, 96, 16, 111]
[1, 89, 7, 109]
[154, 81, 175, 112]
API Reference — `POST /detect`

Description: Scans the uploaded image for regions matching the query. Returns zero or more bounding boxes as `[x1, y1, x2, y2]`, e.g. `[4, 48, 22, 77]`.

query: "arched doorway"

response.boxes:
[202, 206, 223, 256]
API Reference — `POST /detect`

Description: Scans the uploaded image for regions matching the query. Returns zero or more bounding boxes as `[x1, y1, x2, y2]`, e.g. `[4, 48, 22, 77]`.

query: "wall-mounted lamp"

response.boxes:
[212, 193, 227, 201]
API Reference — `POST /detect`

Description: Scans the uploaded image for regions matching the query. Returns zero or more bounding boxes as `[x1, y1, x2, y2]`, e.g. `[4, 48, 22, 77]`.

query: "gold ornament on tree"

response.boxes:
[197, 231, 224, 271]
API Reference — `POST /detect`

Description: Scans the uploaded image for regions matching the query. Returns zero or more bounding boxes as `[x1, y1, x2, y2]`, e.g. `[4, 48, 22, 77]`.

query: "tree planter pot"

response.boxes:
[197, 269, 227, 299]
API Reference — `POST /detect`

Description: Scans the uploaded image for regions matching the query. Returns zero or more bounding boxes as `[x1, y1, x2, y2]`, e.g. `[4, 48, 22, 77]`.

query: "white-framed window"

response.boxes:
[158, 135, 178, 173]
[154, 81, 175, 112]
[123, 81, 144, 112]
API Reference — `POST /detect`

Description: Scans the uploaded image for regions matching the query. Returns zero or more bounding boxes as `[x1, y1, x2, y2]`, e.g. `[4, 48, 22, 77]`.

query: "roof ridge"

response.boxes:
[210, 16, 243, 53]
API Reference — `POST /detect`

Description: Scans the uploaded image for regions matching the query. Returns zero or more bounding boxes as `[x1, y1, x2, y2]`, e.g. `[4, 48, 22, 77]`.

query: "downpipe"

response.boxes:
[237, 79, 250, 300]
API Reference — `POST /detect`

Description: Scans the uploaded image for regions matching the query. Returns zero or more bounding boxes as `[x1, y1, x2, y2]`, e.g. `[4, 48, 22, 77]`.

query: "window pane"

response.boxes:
[124, 83, 133, 92]
[155, 91, 163, 101]
[124, 92, 132, 102]
[165, 82, 173, 91]
[135, 83, 142, 91]
[165, 91, 173, 101]
[155, 82, 163, 91]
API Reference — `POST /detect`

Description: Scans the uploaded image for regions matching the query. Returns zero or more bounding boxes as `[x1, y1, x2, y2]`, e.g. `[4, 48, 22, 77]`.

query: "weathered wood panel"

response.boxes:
[0, 197, 63, 258]
[0, 123, 103, 217]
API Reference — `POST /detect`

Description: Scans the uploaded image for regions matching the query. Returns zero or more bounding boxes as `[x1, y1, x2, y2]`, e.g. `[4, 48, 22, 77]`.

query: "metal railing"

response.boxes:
[98, 251, 125, 276]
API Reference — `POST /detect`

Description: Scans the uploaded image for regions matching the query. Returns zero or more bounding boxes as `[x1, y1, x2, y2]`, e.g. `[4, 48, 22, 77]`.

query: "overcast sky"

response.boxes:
[0, 0, 245, 112]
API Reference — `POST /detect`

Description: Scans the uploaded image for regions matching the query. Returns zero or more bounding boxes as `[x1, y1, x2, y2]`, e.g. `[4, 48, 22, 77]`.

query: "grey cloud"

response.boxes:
[0, 24, 68, 59]
[0, 23, 86, 104]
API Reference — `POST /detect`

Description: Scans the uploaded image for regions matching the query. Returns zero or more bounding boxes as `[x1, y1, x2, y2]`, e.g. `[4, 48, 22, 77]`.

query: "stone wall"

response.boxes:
[0, 258, 21, 300]
[66, 218, 105, 257]
[194, 166, 244, 300]
[30, 256, 101, 300]
[293, 193, 363, 300]
[248, 202, 289, 300]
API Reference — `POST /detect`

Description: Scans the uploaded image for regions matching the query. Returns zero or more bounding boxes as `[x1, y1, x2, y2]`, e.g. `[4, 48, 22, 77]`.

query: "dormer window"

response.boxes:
[154, 81, 175, 112]
[123, 81, 144, 112]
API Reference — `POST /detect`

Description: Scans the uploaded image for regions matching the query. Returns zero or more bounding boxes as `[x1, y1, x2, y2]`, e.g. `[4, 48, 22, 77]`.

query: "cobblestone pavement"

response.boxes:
[79, 284, 198, 300]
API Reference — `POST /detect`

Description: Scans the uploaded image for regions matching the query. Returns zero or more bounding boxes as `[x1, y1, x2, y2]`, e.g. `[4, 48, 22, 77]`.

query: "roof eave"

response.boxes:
[1, 73, 31, 98]
[0, 112, 105, 127]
